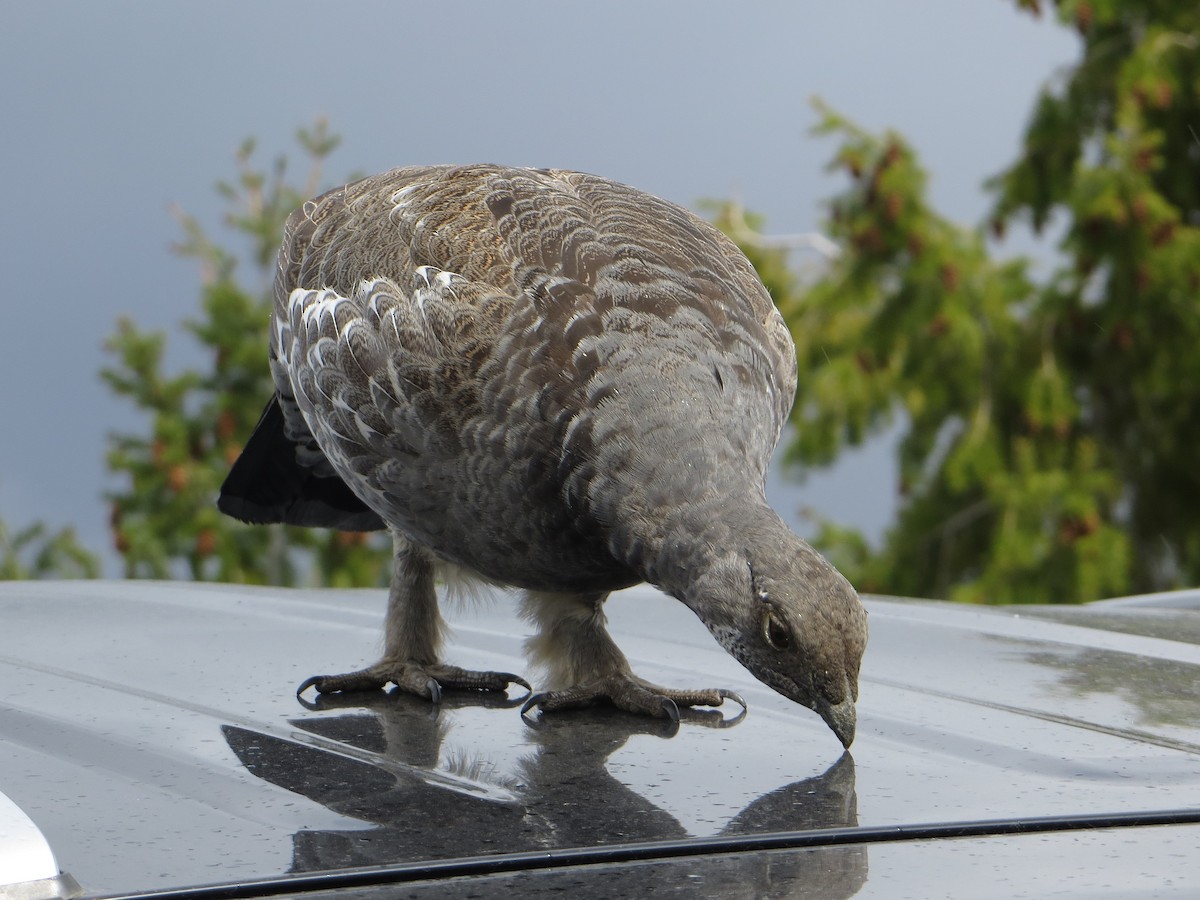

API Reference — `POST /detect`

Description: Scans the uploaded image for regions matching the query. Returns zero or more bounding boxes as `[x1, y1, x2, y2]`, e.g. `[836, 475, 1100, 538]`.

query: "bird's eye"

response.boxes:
[762, 611, 792, 651]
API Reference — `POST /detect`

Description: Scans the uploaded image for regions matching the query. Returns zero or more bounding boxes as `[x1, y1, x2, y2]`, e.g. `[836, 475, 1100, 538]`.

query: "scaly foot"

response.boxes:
[521, 673, 746, 722]
[297, 661, 531, 703]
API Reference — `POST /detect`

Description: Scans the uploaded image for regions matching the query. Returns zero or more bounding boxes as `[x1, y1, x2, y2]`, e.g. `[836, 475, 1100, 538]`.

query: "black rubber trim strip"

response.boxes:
[98, 807, 1200, 900]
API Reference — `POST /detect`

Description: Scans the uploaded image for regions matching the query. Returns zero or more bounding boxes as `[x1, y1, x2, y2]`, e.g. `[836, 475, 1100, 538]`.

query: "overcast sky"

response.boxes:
[1, 1, 1078, 574]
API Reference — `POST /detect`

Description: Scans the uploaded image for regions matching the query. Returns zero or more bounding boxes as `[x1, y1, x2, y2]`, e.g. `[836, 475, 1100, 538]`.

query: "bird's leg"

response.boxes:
[298, 534, 529, 701]
[520, 591, 744, 720]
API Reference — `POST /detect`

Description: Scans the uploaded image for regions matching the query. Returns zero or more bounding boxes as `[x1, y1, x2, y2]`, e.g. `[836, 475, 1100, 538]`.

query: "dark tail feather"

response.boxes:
[218, 396, 385, 531]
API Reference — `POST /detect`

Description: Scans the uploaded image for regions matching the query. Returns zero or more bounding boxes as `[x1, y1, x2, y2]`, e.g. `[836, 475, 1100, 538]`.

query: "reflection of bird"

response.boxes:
[227, 705, 865, 894]
[218, 165, 867, 746]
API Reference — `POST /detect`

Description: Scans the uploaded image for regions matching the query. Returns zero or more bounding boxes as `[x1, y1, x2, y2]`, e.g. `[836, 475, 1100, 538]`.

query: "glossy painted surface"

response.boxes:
[1, 581, 1198, 897]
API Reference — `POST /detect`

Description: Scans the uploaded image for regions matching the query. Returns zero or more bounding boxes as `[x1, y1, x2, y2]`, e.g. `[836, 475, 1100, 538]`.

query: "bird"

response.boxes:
[218, 164, 868, 747]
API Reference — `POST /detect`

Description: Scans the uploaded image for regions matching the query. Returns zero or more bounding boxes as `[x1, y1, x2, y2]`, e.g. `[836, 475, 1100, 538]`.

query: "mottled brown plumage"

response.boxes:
[219, 165, 867, 746]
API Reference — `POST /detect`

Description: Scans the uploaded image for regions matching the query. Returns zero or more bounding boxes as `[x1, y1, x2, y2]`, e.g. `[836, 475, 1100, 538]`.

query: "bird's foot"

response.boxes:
[297, 661, 531, 703]
[521, 673, 746, 722]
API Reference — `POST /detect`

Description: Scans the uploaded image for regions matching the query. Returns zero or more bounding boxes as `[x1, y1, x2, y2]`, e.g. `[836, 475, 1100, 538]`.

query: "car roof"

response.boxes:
[2, 581, 1199, 898]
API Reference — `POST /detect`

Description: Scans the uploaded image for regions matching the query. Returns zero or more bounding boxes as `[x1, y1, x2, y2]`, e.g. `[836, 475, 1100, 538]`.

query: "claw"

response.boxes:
[521, 692, 547, 720]
[660, 697, 681, 722]
[296, 675, 324, 698]
[712, 689, 749, 728]
[426, 677, 443, 704]
[717, 689, 747, 712]
[508, 674, 534, 694]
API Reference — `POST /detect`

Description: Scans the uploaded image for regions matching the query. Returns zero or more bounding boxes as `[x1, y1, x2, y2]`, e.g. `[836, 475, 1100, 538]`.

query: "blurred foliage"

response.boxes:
[103, 120, 392, 585]
[0, 515, 99, 580]
[716, 0, 1200, 603]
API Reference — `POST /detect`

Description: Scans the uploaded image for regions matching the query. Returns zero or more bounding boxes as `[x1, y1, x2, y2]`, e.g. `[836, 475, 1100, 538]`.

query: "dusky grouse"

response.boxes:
[219, 164, 867, 747]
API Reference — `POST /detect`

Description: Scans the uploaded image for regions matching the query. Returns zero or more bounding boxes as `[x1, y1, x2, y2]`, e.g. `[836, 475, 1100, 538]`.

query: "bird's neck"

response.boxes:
[608, 486, 787, 603]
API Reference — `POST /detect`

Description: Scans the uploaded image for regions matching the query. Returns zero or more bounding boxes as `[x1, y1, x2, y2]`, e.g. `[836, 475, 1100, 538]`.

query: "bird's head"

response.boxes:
[680, 533, 867, 748]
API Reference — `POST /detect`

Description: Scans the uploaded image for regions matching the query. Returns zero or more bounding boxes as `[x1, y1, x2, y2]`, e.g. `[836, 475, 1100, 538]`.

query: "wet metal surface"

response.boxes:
[1, 581, 1198, 897]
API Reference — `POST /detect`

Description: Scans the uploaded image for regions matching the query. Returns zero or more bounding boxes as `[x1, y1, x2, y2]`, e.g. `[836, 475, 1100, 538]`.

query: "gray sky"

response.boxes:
[0, 1, 1077, 573]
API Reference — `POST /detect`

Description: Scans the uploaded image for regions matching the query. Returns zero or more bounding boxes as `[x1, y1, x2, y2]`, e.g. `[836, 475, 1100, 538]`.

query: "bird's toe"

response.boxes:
[296, 666, 392, 697]
[296, 660, 528, 704]
[424, 664, 532, 696]
[520, 673, 738, 724]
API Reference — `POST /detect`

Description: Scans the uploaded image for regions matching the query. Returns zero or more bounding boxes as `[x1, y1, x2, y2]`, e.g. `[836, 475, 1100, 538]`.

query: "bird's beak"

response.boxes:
[816, 695, 857, 749]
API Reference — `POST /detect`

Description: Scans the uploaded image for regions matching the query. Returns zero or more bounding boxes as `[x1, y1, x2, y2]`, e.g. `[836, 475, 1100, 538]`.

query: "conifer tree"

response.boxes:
[103, 122, 392, 585]
[719, 1, 1199, 602]
[0, 516, 98, 580]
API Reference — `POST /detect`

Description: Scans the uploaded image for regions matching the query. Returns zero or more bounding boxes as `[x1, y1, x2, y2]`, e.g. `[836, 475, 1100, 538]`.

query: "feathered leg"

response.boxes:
[520, 591, 743, 720]
[298, 532, 530, 701]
